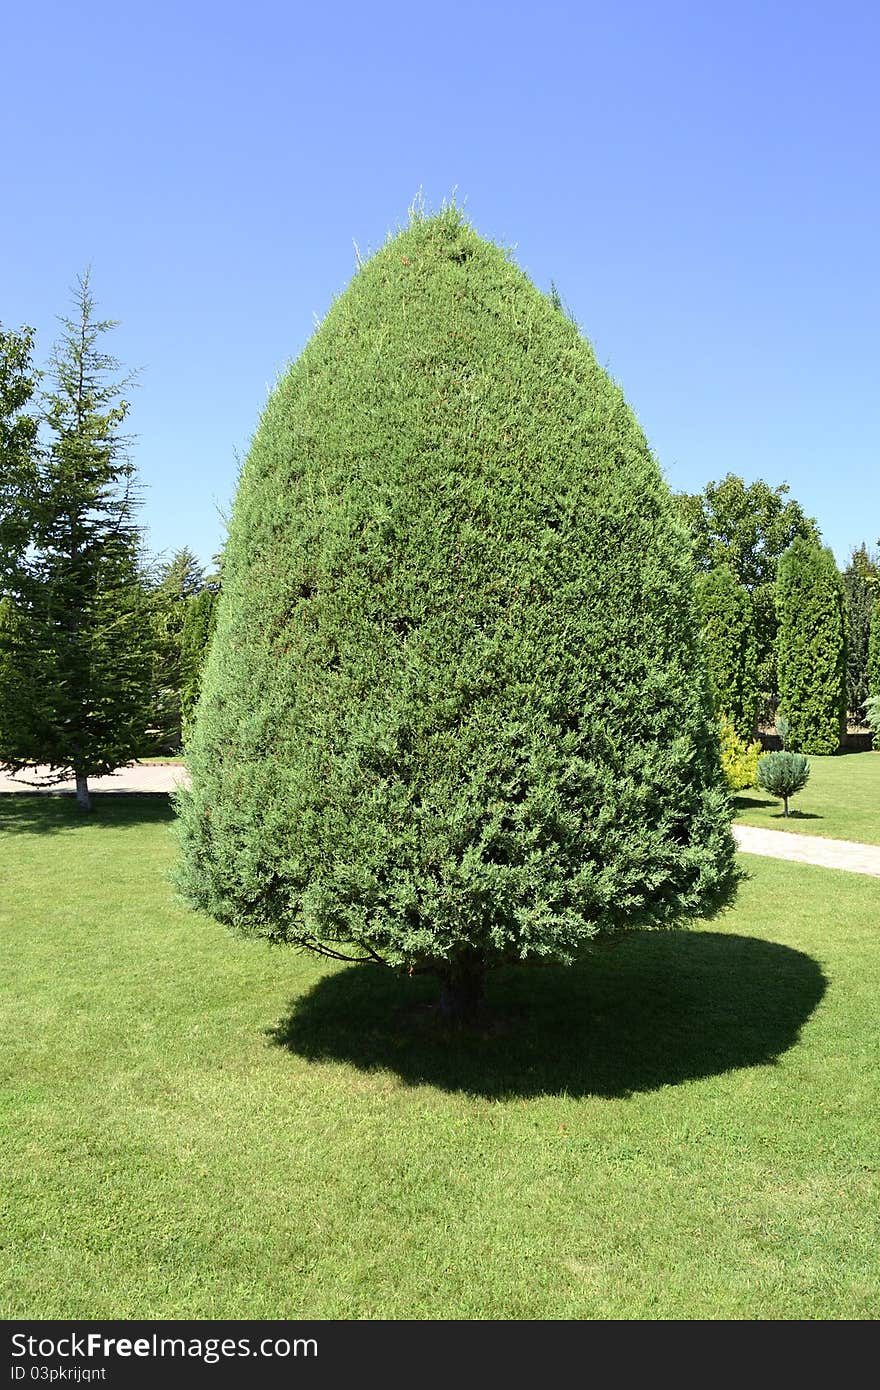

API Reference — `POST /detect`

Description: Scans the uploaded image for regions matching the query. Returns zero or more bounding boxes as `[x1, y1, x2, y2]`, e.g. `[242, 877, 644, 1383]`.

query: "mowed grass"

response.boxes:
[2, 795, 878, 1320]
[734, 749, 880, 845]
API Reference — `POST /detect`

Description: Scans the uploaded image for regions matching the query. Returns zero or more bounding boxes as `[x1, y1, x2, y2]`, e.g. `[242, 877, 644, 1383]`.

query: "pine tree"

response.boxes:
[175, 207, 739, 1019]
[0, 274, 153, 809]
[695, 565, 758, 741]
[776, 539, 847, 755]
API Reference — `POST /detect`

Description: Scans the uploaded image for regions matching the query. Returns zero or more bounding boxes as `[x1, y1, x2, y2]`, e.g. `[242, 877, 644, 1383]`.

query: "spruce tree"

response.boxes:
[175, 208, 738, 1018]
[695, 565, 757, 741]
[776, 539, 847, 755]
[0, 324, 39, 587]
[0, 274, 153, 809]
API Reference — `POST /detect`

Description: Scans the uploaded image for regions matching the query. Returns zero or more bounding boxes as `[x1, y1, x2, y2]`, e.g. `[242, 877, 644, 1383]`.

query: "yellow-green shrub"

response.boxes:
[718, 714, 762, 791]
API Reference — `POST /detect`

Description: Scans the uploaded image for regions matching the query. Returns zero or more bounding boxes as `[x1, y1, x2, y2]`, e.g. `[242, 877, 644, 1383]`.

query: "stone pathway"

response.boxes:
[733, 823, 880, 877]
[2, 765, 878, 879]
[0, 764, 188, 795]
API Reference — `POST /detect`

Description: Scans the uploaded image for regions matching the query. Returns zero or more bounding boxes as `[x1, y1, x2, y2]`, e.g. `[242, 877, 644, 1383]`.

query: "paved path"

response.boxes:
[2, 767, 878, 878]
[733, 823, 880, 877]
[0, 764, 188, 794]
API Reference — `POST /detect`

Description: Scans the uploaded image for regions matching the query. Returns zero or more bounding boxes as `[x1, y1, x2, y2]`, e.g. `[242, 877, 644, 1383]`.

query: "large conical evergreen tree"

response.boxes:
[175, 208, 738, 1018]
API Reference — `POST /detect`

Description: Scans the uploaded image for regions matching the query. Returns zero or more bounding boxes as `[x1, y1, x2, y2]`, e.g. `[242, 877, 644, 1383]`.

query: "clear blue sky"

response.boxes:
[4, 0, 878, 571]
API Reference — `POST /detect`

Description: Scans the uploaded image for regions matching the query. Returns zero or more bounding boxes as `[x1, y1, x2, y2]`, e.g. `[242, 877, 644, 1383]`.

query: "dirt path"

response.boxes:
[733, 824, 880, 877]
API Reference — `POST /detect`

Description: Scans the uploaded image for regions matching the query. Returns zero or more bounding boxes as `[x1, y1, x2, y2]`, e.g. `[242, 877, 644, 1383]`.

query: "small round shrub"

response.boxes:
[756, 750, 811, 818]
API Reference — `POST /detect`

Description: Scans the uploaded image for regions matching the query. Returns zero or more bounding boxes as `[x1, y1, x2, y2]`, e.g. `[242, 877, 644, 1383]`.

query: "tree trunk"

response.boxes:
[75, 771, 91, 812]
[438, 961, 487, 1023]
[783, 794, 789, 818]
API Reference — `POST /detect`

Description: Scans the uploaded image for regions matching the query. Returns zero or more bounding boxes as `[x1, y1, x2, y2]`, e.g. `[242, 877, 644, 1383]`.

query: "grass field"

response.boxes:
[734, 749, 880, 845]
[2, 795, 879, 1319]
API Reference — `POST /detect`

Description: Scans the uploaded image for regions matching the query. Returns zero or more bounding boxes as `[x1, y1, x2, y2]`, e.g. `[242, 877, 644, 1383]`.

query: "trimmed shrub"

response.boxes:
[776, 540, 847, 754]
[757, 751, 811, 818]
[718, 714, 761, 791]
[174, 206, 739, 1018]
[695, 565, 758, 741]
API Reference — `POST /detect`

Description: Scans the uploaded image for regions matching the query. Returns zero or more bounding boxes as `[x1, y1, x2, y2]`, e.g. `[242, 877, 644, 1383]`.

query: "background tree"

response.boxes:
[175, 207, 739, 1020]
[676, 474, 820, 715]
[0, 324, 40, 587]
[841, 543, 878, 724]
[149, 546, 205, 751]
[179, 582, 218, 734]
[694, 564, 758, 741]
[0, 273, 153, 810]
[776, 539, 847, 755]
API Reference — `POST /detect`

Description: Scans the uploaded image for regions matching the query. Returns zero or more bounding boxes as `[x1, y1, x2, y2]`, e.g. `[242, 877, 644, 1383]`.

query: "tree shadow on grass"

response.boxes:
[0, 793, 176, 837]
[732, 795, 822, 821]
[268, 931, 827, 1100]
[732, 795, 776, 812]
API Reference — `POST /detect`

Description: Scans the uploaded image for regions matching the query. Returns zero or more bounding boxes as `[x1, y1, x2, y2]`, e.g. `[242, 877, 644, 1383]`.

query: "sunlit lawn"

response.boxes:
[734, 750, 880, 845]
[2, 795, 878, 1319]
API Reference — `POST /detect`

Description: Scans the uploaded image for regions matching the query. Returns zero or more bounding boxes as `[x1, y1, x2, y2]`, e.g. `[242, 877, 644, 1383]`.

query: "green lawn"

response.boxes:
[2, 795, 878, 1319]
[734, 749, 880, 845]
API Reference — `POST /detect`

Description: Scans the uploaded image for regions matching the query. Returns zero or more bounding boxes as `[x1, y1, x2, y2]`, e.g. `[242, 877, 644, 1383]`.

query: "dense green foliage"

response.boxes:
[717, 714, 761, 791]
[776, 539, 847, 755]
[676, 474, 820, 712]
[180, 584, 218, 733]
[176, 208, 738, 1010]
[756, 750, 811, 818]
[0, 324, 39, 586]
[3, 800, 877, 1319]
[0, 275, 152, 808]
[869, 598, 880, 699]
[149, 547, 206, 751]
[695, 565, 757, 740]
[842, 544, 878, 722]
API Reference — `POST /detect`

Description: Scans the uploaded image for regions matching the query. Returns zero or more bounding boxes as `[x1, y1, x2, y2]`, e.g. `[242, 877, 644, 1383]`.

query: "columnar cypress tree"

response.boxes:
[868, 598, 880, 700]
[842, 544, 878, 723]
[175, 207, 738, 1018]
[150, 547, 206, 751]
[695, 565, 757, 741]
[776, 539, 847, 754]
[180, 584, 218, 733]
